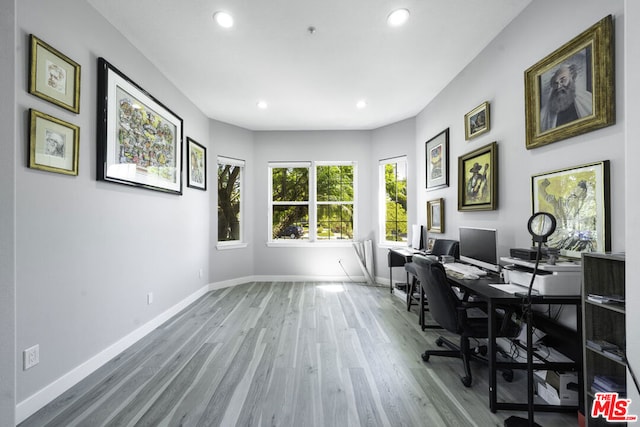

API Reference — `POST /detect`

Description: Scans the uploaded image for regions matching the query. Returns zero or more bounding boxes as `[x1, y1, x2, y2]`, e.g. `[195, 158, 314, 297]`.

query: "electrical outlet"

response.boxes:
[23, 345, 39, 370]
[147, 292, 153, 305]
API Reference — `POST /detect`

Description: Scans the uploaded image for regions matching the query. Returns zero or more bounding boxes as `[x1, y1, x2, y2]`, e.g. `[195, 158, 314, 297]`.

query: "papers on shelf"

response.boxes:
[489, 283, 538, 295]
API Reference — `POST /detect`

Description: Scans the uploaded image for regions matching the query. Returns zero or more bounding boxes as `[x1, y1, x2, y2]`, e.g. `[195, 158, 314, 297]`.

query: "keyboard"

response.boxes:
[443, 262, 487, 279]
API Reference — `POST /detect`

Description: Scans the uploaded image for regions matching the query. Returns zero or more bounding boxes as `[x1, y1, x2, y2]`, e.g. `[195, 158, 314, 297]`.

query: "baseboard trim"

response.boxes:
[15, 274, 377, 423]
[16, 284, 211, 424]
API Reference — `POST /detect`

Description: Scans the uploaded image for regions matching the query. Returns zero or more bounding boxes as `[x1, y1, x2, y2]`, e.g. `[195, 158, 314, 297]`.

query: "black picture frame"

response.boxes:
[425, 128, 449, 191]
[97, 57, 183, 194]
[187, 137, 207, 191]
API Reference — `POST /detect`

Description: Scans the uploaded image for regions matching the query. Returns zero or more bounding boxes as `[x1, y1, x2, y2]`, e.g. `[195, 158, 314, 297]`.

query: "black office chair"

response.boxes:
[412, 254, 519, 387]
[405, 239, 459, 329]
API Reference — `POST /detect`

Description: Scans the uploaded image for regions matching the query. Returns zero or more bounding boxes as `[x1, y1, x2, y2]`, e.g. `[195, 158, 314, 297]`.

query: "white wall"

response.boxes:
[624, 0, 639, 416]
[209, 119, 255, 283]
[370, 118, 416, 283]
[415, 0, 625, 259]
[1, 0, 17, 424]
[15, 0, 214, 407]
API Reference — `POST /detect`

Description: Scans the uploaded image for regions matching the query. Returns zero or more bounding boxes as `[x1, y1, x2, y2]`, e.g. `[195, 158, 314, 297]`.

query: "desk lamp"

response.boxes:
[504, 212, 556, 427]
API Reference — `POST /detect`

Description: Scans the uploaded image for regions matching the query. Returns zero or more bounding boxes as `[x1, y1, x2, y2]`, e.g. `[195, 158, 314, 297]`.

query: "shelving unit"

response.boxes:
[582, 252, 626, 426]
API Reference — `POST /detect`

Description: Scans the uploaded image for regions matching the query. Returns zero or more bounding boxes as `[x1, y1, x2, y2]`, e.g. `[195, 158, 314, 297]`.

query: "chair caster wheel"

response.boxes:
[461, 376, 472, 387]
[502, 369, 514, 382]
[476, 345, 487, 356]
[435, 337, 444, 347]
[421, 352, 430, 362]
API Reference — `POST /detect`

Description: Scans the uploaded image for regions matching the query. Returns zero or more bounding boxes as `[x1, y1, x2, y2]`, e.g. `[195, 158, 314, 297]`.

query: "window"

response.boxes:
[217, 156, 244, 245]
[380, 157, 408, 245]
[269, 161, 356, 243]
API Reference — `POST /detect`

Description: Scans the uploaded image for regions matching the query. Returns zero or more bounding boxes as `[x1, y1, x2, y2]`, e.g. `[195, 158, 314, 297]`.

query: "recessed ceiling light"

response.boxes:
[213, 11, 234, 28]
[257, 100, 268, 110]
[387, 8, 410, 27]
[356, 100, 367, 109]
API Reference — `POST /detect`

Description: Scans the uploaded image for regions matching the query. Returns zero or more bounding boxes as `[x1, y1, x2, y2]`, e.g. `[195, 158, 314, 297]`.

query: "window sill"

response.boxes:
[266, 240, 354, 248]
[378, 242, 410, 250]
[216, 242, 248, 250]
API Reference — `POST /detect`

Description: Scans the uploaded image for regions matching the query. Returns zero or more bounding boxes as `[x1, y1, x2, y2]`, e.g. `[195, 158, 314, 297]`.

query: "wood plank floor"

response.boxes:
[20, 281, 578, 426]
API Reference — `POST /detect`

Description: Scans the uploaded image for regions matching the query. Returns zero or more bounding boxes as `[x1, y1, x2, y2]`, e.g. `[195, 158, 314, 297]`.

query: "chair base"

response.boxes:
[421, 335, 513, 387]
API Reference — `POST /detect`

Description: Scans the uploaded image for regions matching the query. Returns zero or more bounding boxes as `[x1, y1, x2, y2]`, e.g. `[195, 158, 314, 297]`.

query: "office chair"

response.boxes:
[405, 239, 459, 329]
[412, 254, 519, 387]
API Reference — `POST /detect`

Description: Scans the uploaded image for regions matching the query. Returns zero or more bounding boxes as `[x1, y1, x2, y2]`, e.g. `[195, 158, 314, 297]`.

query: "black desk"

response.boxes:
[446, 274, 583, 414]
[388, 248, 425, 294]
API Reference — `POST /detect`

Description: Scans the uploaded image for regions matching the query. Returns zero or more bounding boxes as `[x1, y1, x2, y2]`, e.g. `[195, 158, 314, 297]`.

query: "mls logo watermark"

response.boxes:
[591, 393, 638, 422]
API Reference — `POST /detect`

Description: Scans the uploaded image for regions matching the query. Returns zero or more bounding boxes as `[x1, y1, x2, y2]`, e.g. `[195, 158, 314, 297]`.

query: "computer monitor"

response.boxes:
[459, 226, 500, 273]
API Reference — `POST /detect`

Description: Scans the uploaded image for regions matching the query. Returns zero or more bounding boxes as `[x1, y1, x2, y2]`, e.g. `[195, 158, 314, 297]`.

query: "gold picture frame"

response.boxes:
[426, 198, 444, 233]
[531, 160, 610, 258]
[29, 109, 79, 176]
[458, 142, 498, 211]
[29, 34, 81, 114]
[464, 102, 490, 140]
[524, 15, 614, 149]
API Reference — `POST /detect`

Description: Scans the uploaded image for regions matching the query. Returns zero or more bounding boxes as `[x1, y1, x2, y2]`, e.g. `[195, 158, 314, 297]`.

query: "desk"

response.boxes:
[447, 274, 583, 414]
[388, 247, 424, 294]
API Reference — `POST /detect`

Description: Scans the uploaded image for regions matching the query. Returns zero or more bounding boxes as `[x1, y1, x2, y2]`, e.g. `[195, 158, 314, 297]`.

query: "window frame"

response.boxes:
[267, 160, 357, 246]
[216, 155, 246, 250]
[379, 156, 408, 247]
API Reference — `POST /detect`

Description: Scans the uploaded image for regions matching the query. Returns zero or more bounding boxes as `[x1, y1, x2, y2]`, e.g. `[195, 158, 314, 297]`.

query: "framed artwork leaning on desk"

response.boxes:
[531, 160, 610, 258]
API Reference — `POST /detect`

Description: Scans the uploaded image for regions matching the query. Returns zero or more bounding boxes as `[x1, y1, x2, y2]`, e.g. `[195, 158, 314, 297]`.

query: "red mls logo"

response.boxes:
[591, 393, 638, 422]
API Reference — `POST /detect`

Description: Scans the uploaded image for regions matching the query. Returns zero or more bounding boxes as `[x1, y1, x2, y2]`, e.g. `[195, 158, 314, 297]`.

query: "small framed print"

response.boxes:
[425, 128, 449, 191]
[187, 137, 207, 190]
[427, 198, 444, 233]
[29, 34, 81, 113]
[426, 237, 436, 252]
[29, 109, 79, 175]
[464, 102, 490, 140]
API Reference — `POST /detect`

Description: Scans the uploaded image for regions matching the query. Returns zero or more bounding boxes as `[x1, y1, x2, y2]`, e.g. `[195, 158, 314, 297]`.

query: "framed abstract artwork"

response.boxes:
[458, 142, 498, 211]
[29, 109, 79, 175]
[426, 198, 444, 233]
[187, 137, 207, 190]
[97, 58, 183, 194]
[425, 128, 449, 191]
[531, 160, 610, 258]
[464, 102, 490, 140]
[524, 15, 614, 149]
[29, 34, 81, 113]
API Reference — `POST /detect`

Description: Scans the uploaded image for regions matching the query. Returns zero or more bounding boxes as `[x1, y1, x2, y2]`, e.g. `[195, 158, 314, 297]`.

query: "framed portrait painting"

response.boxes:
[425, 128, 449, 191]
[426, 198, 444, 233]
[97, 58, 183, 194]
[464, 102, 490, 140]
[524, 15, 614, 149]
[458, 142, 498, 211]
[531, 160, 610, 258]
[29, 35, 81, 113]
[29, 109, 79, 175]
[187, 137, 207, 190]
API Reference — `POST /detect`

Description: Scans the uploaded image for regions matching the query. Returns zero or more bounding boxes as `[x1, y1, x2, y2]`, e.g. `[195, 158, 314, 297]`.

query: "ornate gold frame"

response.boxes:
[524, 15, 614, 149]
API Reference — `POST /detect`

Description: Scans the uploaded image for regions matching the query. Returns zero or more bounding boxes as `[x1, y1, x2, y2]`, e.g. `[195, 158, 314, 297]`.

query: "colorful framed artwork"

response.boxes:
[426, 198, 444, 233]
[29, 109, 79, 176]
[524, 15, 614, 150]
[29, 34, 81, 114]
[97, 57, 183, 194]
[458, 141, 498, 211]
[464, 102, 490, 140]
[531, 160, 610, 258]
[187, 137, 207, 190]
[425, 128, 449, 191]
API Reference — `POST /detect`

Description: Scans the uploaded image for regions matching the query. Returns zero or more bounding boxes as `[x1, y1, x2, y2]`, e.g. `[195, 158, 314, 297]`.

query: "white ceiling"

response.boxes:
[86, 0, 531, 131]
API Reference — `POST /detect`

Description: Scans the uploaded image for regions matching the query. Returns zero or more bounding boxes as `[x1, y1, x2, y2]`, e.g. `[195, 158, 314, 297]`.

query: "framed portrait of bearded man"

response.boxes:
[524, 15, 614, 150]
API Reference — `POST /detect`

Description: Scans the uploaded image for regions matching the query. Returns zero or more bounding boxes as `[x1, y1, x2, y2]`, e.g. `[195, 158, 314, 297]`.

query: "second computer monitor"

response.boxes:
[459, 226, 500, 273]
